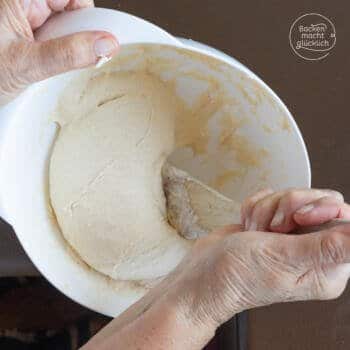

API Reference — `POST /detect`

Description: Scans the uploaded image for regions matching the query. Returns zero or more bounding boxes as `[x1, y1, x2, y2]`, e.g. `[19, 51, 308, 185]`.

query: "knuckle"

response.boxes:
[320, 233, 346, 264]
[283, 190, 303, 206]
[63, 37, 91, 67]
[251, 201, 270, 221]
[242, 195, 255, 212]
[48, 35, 93, 70]
[242, 189, 273, 216]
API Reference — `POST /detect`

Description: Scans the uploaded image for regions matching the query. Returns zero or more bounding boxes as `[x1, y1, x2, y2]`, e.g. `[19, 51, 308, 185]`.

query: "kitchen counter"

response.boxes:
[1, 0, 349, 349]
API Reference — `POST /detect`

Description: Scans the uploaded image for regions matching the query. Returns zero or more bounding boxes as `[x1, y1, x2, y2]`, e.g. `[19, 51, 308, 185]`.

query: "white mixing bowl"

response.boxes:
[0, 8, 310, 316]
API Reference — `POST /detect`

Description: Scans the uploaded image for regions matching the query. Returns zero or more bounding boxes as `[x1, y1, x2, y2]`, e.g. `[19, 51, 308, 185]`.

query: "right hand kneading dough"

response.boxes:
[50, 71, 193, 282]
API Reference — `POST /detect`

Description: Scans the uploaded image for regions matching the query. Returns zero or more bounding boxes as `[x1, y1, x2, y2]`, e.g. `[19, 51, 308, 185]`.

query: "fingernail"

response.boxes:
[296, 204, 314, 215]
[271, 211, 284, 227]
[94, 37, 118, 58]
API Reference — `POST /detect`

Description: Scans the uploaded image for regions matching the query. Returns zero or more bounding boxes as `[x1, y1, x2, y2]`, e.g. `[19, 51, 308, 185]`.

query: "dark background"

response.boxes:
[0, 0, 349, 349]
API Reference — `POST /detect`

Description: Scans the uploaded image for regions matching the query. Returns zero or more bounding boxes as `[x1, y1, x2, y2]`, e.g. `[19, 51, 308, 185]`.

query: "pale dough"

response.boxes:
[50, 71, 192, 282]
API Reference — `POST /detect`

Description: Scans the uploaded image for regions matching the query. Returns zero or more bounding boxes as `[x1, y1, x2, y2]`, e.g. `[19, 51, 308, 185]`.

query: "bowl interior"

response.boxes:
[0, 43, 310, 316]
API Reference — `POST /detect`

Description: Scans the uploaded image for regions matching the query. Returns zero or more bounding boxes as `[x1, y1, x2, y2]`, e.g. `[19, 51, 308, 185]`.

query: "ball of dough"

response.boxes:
[50, 71, 192, 282]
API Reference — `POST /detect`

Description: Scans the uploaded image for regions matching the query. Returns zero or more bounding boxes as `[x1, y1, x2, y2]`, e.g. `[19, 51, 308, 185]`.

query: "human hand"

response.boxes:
[163, 223, 350, 327]
[83, 189, 350, 350]
[0, 0, 119, 104]
[84, 221, 350, 350]
[241, 188, 350, 232]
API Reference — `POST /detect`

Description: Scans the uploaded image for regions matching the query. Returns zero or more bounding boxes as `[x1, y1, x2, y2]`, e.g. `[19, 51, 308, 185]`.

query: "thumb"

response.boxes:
[18, 31, 118, 85]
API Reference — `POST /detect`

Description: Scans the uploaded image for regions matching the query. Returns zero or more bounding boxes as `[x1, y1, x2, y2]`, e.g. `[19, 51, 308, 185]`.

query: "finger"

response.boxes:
[270, 189, 344, 233]
[65, 0, 94, 10]
[241, 188, 274, 229]
[294, 196, 350, 226]
[247, 192, 286, 231]
[26, 0, 52, 30]
[47, 0, 70, 11]
[17, 31, 118, 86]
[26, 1, 94, 30]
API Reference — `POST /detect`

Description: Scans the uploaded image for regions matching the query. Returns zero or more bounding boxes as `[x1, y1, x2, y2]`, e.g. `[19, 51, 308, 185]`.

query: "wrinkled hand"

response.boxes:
[145, 189, 350, 327]
[84, 188, 350, 350]
[0, 0, 119, 104]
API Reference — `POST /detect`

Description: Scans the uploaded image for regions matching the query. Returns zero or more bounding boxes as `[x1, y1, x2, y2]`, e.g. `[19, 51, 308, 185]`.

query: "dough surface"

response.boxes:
[50, 71, 192, 282]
